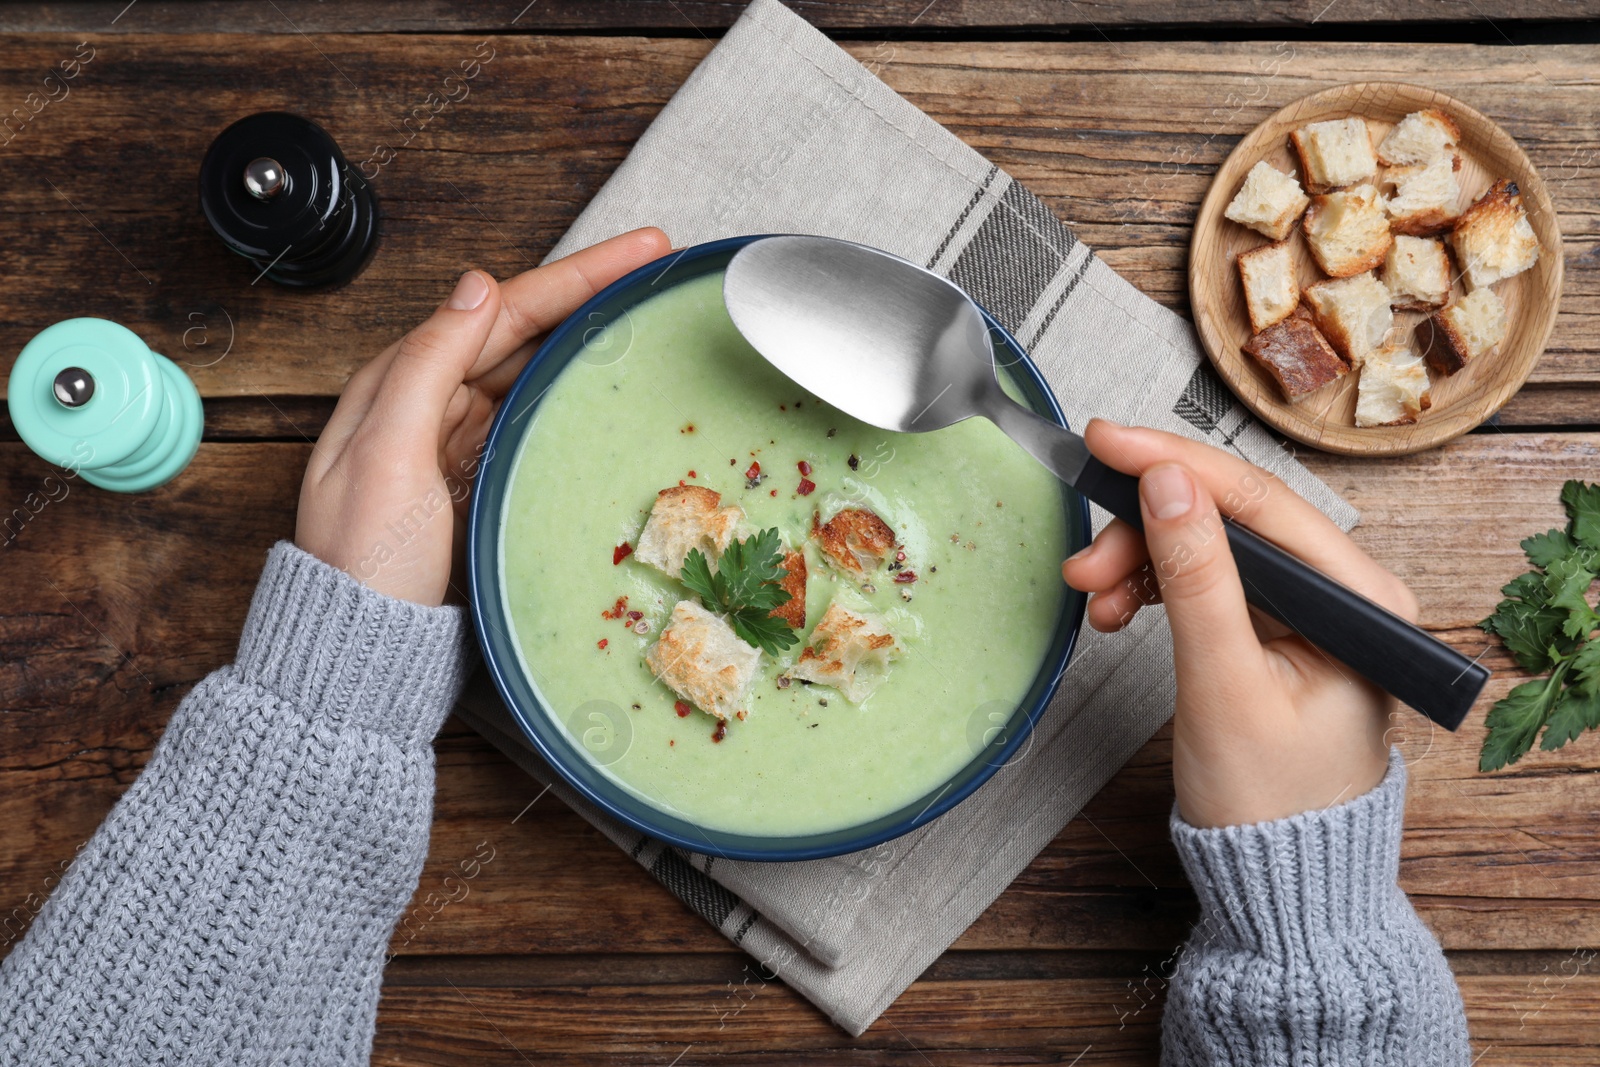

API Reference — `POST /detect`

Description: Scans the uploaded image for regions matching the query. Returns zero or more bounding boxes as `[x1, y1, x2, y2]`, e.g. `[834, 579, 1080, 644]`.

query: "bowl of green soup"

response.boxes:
[468, 235, 1090, 861]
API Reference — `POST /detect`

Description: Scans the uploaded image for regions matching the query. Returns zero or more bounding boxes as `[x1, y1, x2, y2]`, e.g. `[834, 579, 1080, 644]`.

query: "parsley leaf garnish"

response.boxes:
[1479, 480, 1600, 771]
[680, 528, 799, 656]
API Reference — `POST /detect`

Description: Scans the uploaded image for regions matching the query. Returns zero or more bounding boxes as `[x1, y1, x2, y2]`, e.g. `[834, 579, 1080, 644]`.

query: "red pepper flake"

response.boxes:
[895, 550, 906, 562]
[779, 404, 787, 411]
[601, 595, 629, 619]
[797, 459, 813, 476]
[688, 469, 697, 478]
[675, 700, 692, 718]
[894, 570, 918, 584]
[626, 610, 643, 622]
[796, 477, 816, 496]
[613, 542, 633, 566]
[597, 638, 609, 650]
[770, 489, 778, 497]
[681, 423, 695, 433]
[711, 720, 728, 743]
[745, 461, 761, 480]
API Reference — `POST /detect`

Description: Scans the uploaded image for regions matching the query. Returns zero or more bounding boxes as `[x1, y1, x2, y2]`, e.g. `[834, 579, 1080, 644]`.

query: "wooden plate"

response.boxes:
[1190, 82, 1563, 456]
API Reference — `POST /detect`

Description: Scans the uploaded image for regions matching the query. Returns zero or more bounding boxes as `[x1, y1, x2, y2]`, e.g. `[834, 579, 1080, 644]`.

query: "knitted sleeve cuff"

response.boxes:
[1169, 748, 1409, 958]
[233, 540, 477, 747]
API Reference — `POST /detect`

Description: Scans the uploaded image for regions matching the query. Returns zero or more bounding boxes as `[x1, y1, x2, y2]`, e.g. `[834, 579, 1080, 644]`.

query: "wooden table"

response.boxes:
[2, 3, 1598, 1063]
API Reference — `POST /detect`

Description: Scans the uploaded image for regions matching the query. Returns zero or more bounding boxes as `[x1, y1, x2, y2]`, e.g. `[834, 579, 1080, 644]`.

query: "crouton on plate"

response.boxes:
[1302, 271, 1395, 365]
[1384, 154, 1461, 236]
[645, 600, 762, 721]
[1424, 287, 1508, 375]
[1242, 314, 1349, 402]
[786, 602, 901, 703]
[1236, 241, 1300, 332]
[1355, 341, 1432, 427]
[1382, 235, 1452, 311]
[1449, 178, 1540, 290]
[1289, 117, 1377, 193]
[811, 507, 896, 574]
[1376, 108, 1462, 166]
[1303, 184, 1393, 277]
[633, 485, 743, 579]
[1223, 160, 1311, 241]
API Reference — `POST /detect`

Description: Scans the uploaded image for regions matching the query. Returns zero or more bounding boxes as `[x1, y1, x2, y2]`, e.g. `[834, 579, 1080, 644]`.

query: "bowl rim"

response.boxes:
[468, 234, 1091, 862]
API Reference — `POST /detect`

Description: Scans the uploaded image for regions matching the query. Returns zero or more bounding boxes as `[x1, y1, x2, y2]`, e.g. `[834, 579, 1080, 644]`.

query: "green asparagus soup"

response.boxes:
[500, 271, 1072, 837]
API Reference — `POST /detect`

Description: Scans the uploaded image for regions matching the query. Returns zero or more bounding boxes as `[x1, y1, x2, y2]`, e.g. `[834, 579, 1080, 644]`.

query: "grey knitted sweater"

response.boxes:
[0, 541, 1470, 1064]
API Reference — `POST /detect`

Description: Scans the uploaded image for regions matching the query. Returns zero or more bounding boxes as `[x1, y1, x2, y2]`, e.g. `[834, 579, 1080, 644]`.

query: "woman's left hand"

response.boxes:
[295, 227, 672, 606]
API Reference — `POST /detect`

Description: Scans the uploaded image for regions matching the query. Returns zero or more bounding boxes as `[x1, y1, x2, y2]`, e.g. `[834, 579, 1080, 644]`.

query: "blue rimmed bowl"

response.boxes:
[468, 235, 1090, 861]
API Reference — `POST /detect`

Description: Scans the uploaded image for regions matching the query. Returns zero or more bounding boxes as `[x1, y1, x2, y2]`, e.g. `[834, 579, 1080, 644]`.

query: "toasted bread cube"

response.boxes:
[1303, 184, 1392, 278]
[1224, 161, 1311, 241]
[645, 600, 761, 721]
[1303, 272, 1394, 365]
[1382, 235, 1452, 311]
[768, 549, 808, 629]
[633, 485, 743, 579]
[1376, 108, 1462, 166]
[1236, 241, 1300, 332]
[1424, 288, 1508, 375]
[810, 507, 896, 574]
[1289, 117, 1377, 193]
[1241, 315, 1349, 402]
[1449, 178, 1539, 290]
[1355, 341, 1432, 427]
[1384, 154, 1460, 236]
[786, 602, 901, 703]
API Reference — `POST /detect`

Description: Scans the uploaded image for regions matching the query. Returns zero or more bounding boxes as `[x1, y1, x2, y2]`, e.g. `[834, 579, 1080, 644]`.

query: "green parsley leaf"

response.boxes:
[1485, 599, 1569, 674]
[1571, 642, 1600, 698]
[679, 547, 723, 609]
[716, 527, 789, 614]
[1481, 673, 1566, 772]
[1545, 554, 1600, 641]
[1541, 680, 1600, 752]
[676, 530, 797, 657]
[1562, 480, 1600, 550]
[1524, 529, 1577, 569]
[1500, 571, 1546, 603]
[728, 608, 799, 654]
[1480, 480, 1600, 771]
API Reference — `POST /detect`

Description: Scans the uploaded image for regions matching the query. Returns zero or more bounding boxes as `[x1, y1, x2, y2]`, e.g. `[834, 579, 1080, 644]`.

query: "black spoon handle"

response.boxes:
[1074, 455, 1487, 730]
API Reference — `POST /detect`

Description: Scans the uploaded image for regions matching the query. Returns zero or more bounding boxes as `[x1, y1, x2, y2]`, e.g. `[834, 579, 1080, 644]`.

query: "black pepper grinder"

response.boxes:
[199, 111, 379, 289]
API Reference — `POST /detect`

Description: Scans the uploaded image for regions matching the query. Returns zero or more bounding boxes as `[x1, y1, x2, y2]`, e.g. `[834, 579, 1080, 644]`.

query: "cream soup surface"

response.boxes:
[500, 270, 1071, 837]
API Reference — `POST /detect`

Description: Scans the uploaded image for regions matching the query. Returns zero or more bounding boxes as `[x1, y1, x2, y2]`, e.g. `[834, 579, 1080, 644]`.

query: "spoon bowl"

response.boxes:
[726, 237, 995, 433]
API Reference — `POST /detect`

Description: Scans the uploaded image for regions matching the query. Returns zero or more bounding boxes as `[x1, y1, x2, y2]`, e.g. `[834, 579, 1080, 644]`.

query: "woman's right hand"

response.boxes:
[1060, 419, 1421, 829]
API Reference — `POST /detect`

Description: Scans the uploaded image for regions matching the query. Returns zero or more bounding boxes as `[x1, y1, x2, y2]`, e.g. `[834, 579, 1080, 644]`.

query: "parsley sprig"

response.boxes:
[1479, 480, 1600, 772]
[680, 528, 799, 656]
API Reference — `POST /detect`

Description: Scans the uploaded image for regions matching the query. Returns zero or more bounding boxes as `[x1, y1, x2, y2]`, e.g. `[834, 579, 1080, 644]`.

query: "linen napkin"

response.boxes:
[454, 0, 1360, 1036]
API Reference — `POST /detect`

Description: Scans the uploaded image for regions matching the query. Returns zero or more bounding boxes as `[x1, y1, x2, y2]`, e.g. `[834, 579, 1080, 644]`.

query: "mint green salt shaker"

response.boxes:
[7, 318, 204, 492]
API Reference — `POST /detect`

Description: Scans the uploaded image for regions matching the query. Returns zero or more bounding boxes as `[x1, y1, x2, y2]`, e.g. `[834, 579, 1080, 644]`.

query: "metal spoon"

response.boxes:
[723, 234, 1487, 730]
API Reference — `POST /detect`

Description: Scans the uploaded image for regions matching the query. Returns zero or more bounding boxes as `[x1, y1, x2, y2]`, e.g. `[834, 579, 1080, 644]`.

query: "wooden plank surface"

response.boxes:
[2, 22, 1599, 1066]
[2, 2, 1598, 34]
[0, 36, 1595, 426]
